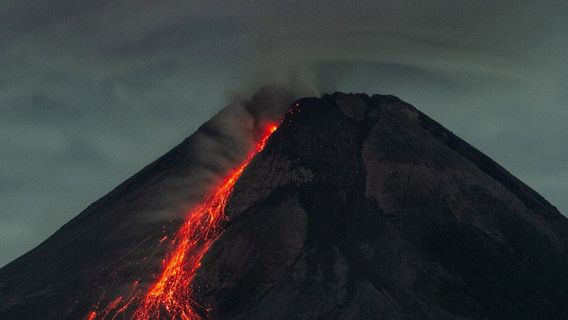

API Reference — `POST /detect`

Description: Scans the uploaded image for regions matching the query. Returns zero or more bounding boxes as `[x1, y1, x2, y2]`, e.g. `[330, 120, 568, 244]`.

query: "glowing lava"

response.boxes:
[88, 123, 278, 320]
[136, 124, 278, 319]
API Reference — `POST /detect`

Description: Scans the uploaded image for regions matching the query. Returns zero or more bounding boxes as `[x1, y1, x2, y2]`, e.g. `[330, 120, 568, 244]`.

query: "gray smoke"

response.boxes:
[1, 1, 567, 267]
[143, 86, 297, 223]
[190, 86, 296, 174]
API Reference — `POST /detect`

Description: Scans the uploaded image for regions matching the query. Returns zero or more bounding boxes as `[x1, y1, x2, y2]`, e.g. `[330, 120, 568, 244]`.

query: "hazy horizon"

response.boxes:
[1, 1, 567, 267]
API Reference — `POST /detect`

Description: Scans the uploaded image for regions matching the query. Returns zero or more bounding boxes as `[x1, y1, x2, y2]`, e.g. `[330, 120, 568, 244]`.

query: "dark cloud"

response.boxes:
[1, 1, 567, 266]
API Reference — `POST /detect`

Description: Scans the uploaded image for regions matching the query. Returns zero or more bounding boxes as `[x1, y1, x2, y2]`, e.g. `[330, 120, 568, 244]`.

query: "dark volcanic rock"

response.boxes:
[0, 88, 294, 320]
[1, 92, 568, 320]
[195, 93, 568, 320]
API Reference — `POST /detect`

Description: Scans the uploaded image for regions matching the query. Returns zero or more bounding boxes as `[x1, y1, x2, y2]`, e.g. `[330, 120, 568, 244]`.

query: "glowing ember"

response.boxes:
[87, 123, 279, 320]
[86, 311, 97, 320]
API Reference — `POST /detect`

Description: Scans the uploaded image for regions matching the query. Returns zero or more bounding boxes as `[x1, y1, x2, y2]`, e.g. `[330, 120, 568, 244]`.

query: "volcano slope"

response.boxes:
[192, 93, 568, 320]
[2, 93, 568, 320]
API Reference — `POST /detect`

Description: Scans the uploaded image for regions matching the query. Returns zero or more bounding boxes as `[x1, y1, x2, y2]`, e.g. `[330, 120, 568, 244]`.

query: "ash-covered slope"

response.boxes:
[2, 92, 568, 320]
[0, 87, 295, 320]
[193, 93, 568, 320]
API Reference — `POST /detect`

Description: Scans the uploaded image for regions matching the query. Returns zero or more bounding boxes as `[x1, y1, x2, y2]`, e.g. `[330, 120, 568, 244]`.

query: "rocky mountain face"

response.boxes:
[0, 87, 295, 320]
[191, 94, 568, 320]
[2, 93, 568, 320]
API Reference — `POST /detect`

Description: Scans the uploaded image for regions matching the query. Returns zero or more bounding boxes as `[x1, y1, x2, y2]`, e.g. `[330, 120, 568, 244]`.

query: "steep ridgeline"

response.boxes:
[0, 88, 294, 320]
[1, 92, 568, 320]
[193, 93, 568, 320]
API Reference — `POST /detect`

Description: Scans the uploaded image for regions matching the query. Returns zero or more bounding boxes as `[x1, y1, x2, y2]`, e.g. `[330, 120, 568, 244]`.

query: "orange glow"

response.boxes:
[87, 123, 279, 320]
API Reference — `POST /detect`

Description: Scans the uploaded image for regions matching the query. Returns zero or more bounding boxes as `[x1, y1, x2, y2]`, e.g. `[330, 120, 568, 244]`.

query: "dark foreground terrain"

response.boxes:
[2, 92, 568, 320]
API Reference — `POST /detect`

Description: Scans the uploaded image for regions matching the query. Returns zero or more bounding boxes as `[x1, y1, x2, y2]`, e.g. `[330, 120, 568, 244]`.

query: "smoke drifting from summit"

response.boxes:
[1, 1, 568, 266]
[120, 86, 297, 226]
[186, 88, 293, 170]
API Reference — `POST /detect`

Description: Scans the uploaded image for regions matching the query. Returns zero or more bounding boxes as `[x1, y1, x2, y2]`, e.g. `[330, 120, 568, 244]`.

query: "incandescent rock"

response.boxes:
[195, 93, 568, 320]
[1, 92, 567, 320]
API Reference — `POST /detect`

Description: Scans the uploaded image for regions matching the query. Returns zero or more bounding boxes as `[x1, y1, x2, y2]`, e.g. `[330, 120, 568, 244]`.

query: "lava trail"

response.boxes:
[88, 123, 278, 320]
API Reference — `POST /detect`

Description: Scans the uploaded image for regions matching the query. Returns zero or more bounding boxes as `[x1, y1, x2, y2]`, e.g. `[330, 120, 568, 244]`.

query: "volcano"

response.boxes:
[1, 92, 568, 320]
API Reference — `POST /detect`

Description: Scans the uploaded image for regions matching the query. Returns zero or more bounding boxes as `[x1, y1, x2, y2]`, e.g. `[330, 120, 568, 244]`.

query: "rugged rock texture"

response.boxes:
[0, 88, 294, 320]
[194, 93, 568, 320]
[1, 92, 568, 320]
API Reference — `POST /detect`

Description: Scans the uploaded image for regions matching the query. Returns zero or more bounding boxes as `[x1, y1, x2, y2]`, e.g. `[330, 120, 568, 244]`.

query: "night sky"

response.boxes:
[1, 1, 567, 267]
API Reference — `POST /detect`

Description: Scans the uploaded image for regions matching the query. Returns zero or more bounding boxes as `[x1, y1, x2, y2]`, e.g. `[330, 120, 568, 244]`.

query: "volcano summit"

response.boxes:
[1, 92, 567, 320]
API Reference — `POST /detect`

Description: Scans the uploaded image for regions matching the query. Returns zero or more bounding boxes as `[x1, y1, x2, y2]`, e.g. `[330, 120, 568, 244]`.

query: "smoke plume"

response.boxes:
[147, 86, 297, 222]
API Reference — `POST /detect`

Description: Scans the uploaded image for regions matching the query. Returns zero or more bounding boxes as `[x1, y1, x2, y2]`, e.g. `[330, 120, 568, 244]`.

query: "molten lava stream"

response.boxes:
[88, 123, 278, 320]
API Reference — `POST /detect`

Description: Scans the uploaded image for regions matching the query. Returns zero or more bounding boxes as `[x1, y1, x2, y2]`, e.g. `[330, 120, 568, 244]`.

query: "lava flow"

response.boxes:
[88, 123, 278, 320]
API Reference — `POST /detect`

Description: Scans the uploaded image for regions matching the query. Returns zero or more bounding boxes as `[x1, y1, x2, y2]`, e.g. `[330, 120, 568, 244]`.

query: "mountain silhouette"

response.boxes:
[1, 92, 567, 320]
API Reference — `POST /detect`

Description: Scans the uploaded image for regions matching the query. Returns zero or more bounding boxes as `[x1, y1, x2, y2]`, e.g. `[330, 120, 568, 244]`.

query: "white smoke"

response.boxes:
[146, 86, 297, 222]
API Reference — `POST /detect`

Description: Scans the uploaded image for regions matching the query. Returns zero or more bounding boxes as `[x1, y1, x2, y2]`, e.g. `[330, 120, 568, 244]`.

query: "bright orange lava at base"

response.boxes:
[88, 124, 278, 320]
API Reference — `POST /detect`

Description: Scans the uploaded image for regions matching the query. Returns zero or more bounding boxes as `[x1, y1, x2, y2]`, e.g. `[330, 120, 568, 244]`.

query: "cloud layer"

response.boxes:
[1, 1, 567, 266]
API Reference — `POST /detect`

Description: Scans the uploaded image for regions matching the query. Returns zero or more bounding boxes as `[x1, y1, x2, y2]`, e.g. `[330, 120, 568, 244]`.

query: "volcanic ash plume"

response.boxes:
[3, 92, 568, 320]
[149, 86, 296, 221]
[0, 86, 295, 320]
[86, 86, 294, 319]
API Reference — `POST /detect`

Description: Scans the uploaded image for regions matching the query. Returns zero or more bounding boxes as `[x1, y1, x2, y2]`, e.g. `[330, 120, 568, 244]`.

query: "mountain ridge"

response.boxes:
[192, 92, 568, 319]
[1, 91, 567, 320]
